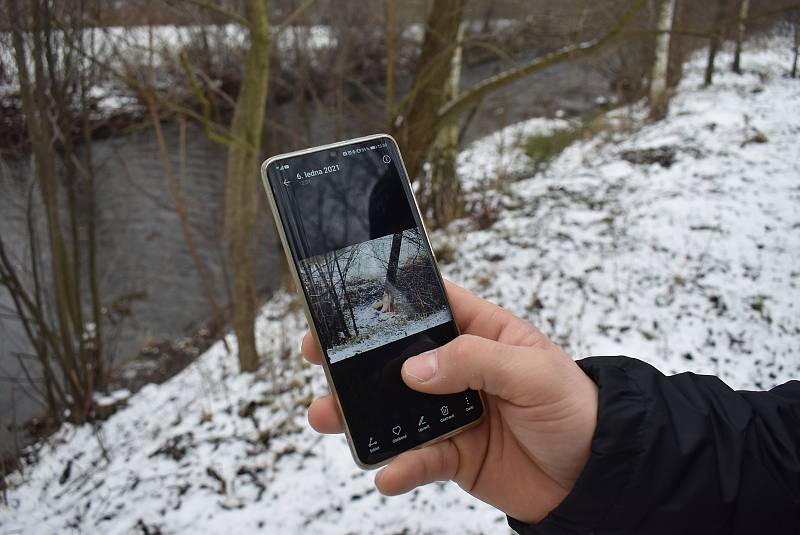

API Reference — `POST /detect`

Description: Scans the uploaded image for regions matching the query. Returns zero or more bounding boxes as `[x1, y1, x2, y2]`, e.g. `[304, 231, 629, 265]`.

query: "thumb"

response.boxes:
[401, 334, 562, 405]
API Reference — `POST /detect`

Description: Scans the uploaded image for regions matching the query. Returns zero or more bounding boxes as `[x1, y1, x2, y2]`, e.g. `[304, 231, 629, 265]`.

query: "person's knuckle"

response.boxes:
[448, 334, 475, 362]
[415, 451, 433, 486]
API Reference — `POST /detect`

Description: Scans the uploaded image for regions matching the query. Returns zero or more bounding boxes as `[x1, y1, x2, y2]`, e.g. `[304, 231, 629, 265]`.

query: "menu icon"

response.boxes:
[418, 415, 430, 433]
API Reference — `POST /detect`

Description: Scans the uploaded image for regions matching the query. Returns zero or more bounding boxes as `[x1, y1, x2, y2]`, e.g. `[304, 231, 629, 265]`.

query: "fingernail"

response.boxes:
[403, 350, 438, 383]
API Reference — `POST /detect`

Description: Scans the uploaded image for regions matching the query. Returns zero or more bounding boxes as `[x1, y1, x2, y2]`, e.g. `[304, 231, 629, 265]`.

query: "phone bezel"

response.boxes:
[260, 133, 485, 469]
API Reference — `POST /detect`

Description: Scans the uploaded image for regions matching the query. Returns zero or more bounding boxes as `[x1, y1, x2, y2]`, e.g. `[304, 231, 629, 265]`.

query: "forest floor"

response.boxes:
[2, 37, 799, 534]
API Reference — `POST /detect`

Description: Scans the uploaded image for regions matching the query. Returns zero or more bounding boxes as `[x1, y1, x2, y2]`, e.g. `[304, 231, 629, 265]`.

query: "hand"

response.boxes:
[300, 280, 599, 523]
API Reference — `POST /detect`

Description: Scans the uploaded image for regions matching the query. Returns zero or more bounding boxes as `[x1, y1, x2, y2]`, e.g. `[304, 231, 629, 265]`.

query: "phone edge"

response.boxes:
[259, 133, 485, 470]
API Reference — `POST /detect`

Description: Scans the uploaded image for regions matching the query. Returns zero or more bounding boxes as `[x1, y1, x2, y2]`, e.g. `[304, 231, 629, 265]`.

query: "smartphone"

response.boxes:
[260, 134, 484, 468]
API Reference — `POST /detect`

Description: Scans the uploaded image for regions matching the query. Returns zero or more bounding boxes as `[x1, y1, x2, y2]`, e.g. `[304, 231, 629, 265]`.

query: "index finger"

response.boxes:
[301, 331, 324, 365]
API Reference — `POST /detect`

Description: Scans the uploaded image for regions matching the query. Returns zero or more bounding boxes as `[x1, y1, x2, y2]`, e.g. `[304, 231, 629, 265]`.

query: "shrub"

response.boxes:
[522, 126, 585, 175]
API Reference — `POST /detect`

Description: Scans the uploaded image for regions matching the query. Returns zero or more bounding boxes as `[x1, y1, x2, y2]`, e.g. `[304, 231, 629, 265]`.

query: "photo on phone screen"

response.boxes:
[299, 228, 451, 364]
[262, 134, 483, 467]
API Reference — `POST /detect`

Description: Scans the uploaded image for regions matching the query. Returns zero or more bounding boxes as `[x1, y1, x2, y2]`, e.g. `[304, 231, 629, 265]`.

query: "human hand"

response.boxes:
[301, 280, 599, 523]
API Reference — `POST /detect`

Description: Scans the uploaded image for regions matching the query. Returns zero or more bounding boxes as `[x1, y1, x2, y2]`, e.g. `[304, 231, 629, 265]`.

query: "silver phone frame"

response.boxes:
[259, 133, 484, 469]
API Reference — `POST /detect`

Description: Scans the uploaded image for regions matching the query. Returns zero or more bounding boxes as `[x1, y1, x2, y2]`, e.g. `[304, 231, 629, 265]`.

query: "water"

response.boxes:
[0, 121, 282, 456]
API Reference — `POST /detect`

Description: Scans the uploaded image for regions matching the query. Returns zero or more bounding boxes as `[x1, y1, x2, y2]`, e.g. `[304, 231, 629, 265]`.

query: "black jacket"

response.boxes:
[509, 356, 800, 534]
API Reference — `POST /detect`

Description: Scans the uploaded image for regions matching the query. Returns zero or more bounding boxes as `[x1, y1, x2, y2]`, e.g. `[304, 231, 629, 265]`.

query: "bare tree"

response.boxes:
[650, 0, 677, 119]
[2, 0, 106, 424]
[705, 0, 730, 86]
[300, 244, 362, 349]
[223, 0, 272, 372]
[793, 12, 799, 78]
[385, 0, 397, 128]
[732, 0, 750, 73]
[378, 232, 403, 313]
[392, 0, 647, 223]
[391, 0, 466, 187]
[333, 247, 360, 336]
[78, 0, 320, 373]
[427, 22, 466, 226]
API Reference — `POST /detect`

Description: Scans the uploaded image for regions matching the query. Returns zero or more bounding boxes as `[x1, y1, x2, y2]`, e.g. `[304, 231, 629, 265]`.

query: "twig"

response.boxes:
[275, 0, 317, 37]
[437, 0, 648, 127]
[174, 0, 248, 27]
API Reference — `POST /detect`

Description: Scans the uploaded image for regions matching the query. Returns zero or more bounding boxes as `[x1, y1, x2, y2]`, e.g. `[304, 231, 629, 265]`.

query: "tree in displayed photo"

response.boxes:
[373, 232, 402, 313]
[299, 244, 361, 351]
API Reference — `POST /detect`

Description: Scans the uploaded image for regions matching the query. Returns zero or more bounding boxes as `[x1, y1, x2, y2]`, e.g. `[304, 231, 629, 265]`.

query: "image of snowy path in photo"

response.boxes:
[2, 37, 799, 534]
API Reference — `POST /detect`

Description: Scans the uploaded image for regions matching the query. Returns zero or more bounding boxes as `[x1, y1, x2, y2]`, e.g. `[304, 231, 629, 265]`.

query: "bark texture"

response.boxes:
[732, 0, 750, 74]
[224, 0, 271, 372]
[705, 0, 730, 86]
[391, 0, 465, 184]
[380, 232, 403, 313]
[428, 22, 466, 227]
[792, 15, 799, 79]
[650, 0, 677, 120]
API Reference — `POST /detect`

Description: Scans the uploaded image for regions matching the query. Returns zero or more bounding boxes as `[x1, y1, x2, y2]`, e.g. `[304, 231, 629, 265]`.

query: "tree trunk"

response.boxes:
[385, 0, 397, 127]
[732, 0, 750, 74]
[224, 0, 271, 373]
[313, 259, 351, 341]
[666, 0, 688, 89]
[392, 0, 645, 188]
[380, 232, 403, 313]
[333, 251, 358, 336]
[428, 22, 465, 226]
[6, 0, 96, 420]
[649, 0, 677, 120]
[792, 15, 799, 79]
[705, 0, 729, 86]
[391, 0, 465, 184]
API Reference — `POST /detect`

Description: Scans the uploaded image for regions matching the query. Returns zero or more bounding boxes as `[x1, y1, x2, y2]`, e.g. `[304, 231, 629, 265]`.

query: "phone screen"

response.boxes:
[263, 135, 483, 466]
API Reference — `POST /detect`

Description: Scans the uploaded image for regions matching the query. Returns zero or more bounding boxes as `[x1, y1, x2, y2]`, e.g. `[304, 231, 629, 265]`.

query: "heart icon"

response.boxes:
[392, 426, 402, 435]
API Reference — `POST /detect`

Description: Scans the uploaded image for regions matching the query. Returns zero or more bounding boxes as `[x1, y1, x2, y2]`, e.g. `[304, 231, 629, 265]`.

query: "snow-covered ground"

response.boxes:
[2, 38, 799, 534]
[329, 308, 452, 363]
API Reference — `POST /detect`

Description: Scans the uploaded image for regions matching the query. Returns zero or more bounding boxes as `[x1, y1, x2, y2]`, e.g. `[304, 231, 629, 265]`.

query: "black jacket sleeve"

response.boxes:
[509, 356, 800, 535]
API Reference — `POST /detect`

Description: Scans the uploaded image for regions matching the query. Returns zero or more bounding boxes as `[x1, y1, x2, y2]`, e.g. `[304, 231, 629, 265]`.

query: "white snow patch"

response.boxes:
[328, 308, 452, 363]
[457, 116, 572, 190]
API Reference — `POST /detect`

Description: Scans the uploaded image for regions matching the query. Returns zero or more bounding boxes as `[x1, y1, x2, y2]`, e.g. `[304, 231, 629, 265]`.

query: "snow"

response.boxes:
[447, 35, 800, 389]
[328, 309, 452, 363]
[457, 116, 572, 189]
[3, 36, 800, 533]
[93, 389, 131, 408]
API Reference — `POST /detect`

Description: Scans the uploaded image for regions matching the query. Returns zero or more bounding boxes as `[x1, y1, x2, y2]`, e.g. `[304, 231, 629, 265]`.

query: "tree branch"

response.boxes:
[436, 0, 648, 127]
[179, 50, 238, 146]
[174, 0, 249, 27]
[275, 0, 317, 37]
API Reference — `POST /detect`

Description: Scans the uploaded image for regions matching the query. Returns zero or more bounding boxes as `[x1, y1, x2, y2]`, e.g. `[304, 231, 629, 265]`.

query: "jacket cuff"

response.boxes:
[508, 356, 649, 534]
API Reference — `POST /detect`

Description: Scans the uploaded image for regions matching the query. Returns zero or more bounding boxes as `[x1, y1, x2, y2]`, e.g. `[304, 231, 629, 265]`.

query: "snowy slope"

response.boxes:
[447, 37, 800, 390]
[2, 38, 799, 534]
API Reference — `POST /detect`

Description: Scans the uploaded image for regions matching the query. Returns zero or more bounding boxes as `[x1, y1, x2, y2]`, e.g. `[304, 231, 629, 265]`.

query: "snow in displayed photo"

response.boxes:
[299, 228, 451, 363]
